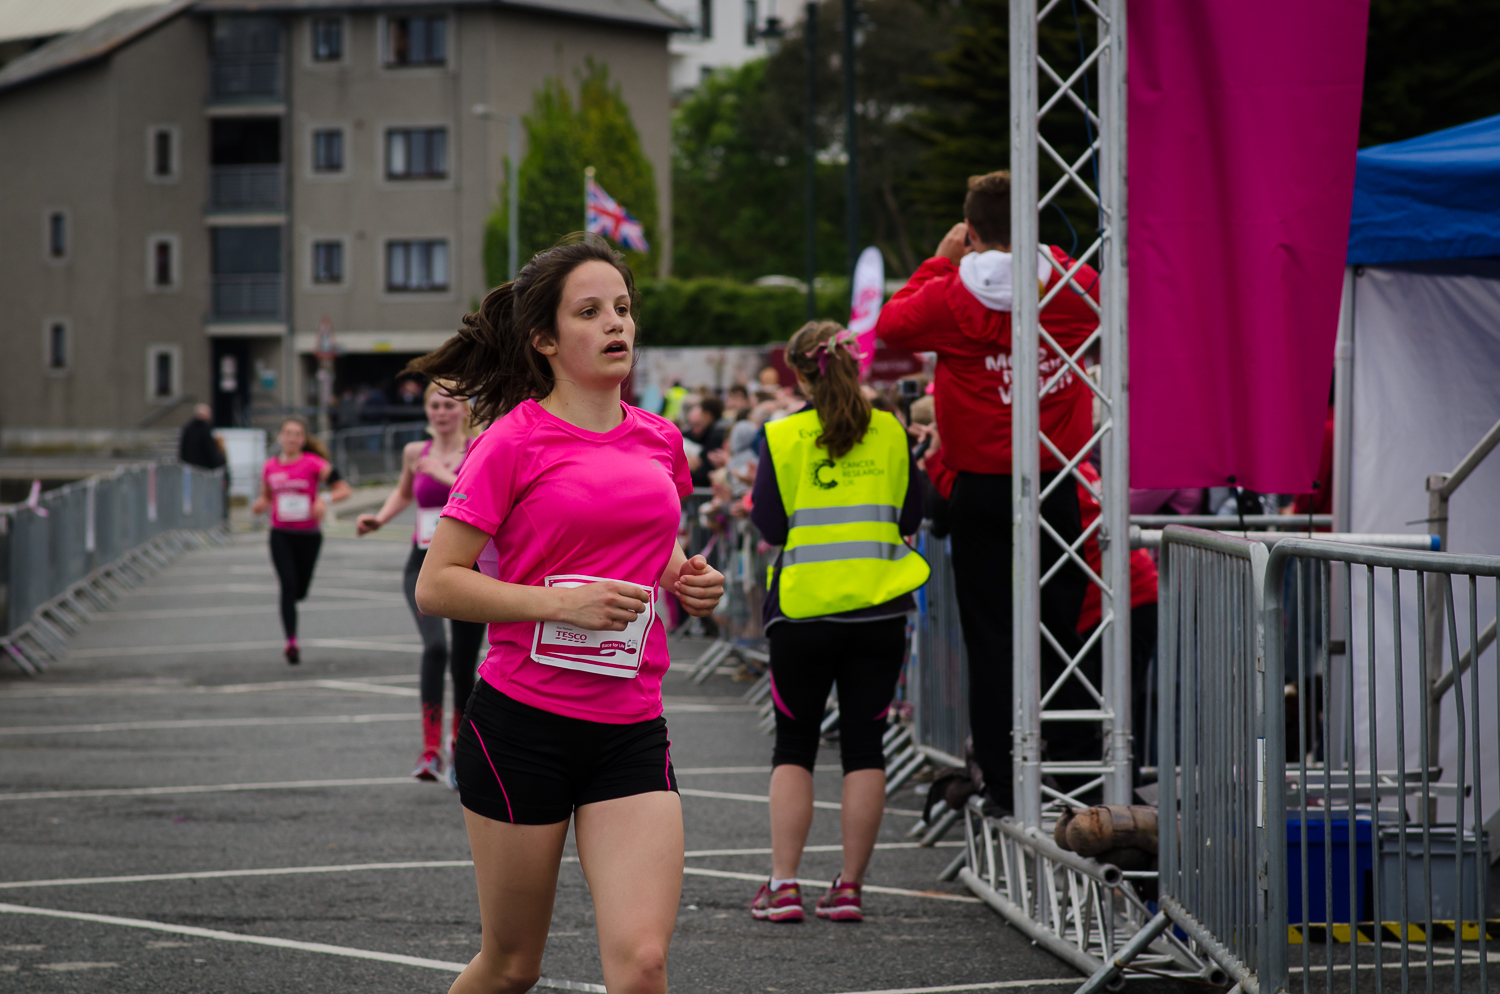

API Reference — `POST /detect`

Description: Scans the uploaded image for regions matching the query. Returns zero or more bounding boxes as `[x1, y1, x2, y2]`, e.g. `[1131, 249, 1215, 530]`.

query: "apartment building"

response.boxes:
[658, 0, 797, 92]
[0, 0, 679, 438]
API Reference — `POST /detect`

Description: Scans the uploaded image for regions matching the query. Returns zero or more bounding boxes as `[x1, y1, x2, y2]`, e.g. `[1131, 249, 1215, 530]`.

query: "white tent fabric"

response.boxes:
[1349, 259, 1500, 828]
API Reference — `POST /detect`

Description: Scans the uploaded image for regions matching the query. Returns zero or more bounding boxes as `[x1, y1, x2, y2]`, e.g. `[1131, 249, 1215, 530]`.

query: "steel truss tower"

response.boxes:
[1010, 0, 1130, 825]
[953, 0, 1216, 981]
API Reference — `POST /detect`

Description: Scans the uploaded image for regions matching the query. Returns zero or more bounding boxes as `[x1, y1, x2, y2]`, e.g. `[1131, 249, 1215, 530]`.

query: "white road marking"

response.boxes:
[67, 639, 420, 659]
[683, 842, 962, 857]
[673, 765, 840, 774]
[661, 702, 758, 713]
[681, 867, 979, 903]
[308, 680, 417, 697]
[34, 961, 119, 971]
[0, 769, 856, 802]
[678, 787, 923, 817]
[0, 861, 475, 891]
[0, 902, 603, 992]
[823, 980, 1078, 994]
[0, 778, 413, 803]
[121, 585, 400, 600]
[0, 713, 411, 736]
[92, 601, 398, 622]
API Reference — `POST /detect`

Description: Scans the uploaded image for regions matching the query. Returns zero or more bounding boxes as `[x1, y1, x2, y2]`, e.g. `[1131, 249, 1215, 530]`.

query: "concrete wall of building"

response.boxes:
[111, 15, 212, 429]
[0, 14, 209, 439]
[0, 5, 673, 436]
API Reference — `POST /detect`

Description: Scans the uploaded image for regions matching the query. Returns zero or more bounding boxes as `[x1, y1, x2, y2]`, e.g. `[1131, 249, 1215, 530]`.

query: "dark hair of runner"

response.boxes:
[407, 233, 638, 424]
[785, 321, 872, 461]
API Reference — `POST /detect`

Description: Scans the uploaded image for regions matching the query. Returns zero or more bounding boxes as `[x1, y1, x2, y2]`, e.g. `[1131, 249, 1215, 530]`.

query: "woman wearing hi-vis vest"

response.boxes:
[747, 321, 930, 923]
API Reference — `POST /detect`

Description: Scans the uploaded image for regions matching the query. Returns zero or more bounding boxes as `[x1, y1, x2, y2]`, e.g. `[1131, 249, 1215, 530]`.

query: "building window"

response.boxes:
[385, 128, 447, 179]
[313, 240, 344, 283]
[744, 0, 757, 45]
[47, 211, 67, 259]
[147, 235, 180, 291]
[313, 128, 344, 172]
[386, 239, 449, 292]
[312, 17, 343, 61]
[45, 320, 69, 373]
[699, 0, 713, 38]
[146, 345, 182, 401]
[148, 126, 178, 180]
[385, 15, 446, 66]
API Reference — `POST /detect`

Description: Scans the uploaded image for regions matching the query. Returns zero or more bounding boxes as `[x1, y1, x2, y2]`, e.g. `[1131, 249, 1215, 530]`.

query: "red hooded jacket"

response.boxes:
[875, 248, 1100, 474]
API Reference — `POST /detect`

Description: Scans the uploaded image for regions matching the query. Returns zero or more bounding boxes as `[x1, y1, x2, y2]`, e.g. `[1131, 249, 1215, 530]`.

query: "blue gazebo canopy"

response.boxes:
[1347, 113, 1500, 265]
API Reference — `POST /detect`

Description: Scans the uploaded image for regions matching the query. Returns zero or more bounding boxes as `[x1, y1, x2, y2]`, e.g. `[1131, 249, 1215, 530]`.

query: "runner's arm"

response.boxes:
[416, 517, 651, 632]
[356, 443, 418, 534]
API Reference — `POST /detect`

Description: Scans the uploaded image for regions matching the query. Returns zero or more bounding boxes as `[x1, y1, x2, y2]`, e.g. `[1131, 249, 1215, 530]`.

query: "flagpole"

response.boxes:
[584, 165, 594, 234]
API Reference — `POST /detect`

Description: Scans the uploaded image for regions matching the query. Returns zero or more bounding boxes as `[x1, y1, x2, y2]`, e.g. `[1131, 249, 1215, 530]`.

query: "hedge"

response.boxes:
[635, 277, 851, 347]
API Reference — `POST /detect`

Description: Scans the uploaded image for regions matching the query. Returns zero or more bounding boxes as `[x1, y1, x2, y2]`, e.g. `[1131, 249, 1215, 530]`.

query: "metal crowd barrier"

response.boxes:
[330, 421, 430, 485]
[0, 463, 226, 675]
[1088, 525, 1500, 994]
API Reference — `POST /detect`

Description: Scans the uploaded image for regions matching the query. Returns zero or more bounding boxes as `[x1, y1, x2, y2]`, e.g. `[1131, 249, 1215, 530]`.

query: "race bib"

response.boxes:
[531, 574, 654, 679]
[276, 492, 311, 522]
[416, 508, 442, 549]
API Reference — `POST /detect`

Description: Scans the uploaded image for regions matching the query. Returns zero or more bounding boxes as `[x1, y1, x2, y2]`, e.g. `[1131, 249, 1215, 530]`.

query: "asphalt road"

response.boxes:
[0, 531, 1190, 994]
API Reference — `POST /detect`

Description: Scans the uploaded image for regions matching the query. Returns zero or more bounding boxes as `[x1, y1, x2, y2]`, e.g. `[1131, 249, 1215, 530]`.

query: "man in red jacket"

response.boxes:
[876, 171, 1099, 811]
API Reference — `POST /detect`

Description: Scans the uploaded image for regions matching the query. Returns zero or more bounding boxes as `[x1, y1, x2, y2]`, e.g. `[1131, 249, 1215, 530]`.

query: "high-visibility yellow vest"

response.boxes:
[764, 408, 930, 619]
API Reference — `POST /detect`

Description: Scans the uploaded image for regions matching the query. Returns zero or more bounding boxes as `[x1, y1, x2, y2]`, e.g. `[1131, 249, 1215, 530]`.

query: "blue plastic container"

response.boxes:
[1286, 818, 1373, 924]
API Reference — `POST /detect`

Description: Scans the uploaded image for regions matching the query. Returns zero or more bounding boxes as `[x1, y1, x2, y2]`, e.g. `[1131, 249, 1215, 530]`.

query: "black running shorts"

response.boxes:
[455, 679, 679, 825]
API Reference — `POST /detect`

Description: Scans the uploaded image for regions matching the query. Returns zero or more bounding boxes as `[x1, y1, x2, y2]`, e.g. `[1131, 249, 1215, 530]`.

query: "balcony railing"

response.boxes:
[210, 165, 284, 212]
[210, 54, 282, 103]
[211, 274, 282, 321]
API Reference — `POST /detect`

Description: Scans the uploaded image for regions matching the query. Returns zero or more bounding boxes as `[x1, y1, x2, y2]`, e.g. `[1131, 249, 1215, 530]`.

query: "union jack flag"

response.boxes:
[585, 176, 650, 253]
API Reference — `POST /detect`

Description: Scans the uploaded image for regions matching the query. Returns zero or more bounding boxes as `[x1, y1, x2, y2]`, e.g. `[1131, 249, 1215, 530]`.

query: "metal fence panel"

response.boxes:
[1, 463, 223, 638]
[913, 526, 969, 766]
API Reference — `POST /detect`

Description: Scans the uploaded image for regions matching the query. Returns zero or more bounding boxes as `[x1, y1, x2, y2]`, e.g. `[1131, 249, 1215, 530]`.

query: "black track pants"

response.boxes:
[269, 529, 323, 639]
[946, 471, 1086, 808]
[403, 545, 486, 714]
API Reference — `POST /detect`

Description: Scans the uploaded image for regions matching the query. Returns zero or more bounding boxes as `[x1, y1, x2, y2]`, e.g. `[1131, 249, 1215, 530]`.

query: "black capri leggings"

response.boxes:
[404, 545, 487, 715]
[768, 616, 907, 774]
[269, 529, 323, 639]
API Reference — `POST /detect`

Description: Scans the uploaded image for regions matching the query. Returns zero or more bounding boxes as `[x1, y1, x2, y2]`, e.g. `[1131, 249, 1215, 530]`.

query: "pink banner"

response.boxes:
[1128, 1, 1369, 492]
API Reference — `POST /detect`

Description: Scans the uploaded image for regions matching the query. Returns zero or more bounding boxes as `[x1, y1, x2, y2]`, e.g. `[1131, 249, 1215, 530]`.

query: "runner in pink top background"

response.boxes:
[357, 382, 486, 787]
[406, 234, 723, 994]
[251, 418, 349, 664]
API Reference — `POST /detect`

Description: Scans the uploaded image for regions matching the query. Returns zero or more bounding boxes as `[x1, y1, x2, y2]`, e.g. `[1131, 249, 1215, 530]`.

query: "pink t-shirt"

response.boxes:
[442, 400, 692, 723]
[263, 452, 327, 531]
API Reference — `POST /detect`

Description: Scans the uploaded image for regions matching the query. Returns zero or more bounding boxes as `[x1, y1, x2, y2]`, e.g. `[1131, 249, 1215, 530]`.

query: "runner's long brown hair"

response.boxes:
[786, 321, 871, 460]
[279, 417, 330, 461]
[406, 234, 638, 425]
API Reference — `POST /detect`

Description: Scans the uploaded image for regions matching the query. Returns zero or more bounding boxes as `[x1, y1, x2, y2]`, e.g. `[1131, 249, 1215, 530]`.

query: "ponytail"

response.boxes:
[407, 233, 638, 425]
[786, 321, 871, 460]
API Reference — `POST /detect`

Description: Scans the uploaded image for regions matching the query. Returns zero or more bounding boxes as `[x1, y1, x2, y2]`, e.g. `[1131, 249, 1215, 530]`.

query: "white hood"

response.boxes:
[958, 248, 1056, 312]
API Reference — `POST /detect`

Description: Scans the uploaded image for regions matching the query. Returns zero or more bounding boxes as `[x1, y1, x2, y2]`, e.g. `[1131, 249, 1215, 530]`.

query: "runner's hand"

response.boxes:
[559, 580, 651, 632]
[312, 497, 327, 522]
[674, 555, 724, 618]
[355, 513, 381, 536]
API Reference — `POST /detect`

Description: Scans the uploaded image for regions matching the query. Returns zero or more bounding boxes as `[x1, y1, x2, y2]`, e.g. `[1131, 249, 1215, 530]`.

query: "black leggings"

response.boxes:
[768, 616, 906, 774]
[269, 529, 323, 639]
[947, 471, 1087, 808]
[404, 545, 486, 715]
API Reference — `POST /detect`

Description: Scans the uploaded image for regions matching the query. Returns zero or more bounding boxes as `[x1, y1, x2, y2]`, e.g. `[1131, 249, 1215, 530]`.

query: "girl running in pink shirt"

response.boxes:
[251, 418, 350, 664]
[412, 235, 724, 994]
[356, 381, 486, 786]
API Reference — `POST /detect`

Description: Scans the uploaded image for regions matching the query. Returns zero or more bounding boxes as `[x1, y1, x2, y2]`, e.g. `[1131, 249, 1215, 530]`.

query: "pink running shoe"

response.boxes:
[815, 875, 863, 922]
[411, 750, 442, 782]
[749, 881, 805, 922]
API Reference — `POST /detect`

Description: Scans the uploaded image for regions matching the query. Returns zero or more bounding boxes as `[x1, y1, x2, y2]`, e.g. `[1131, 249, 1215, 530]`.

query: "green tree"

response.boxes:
[485, 60, 659, 286]
[673, 0, 958, 282]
